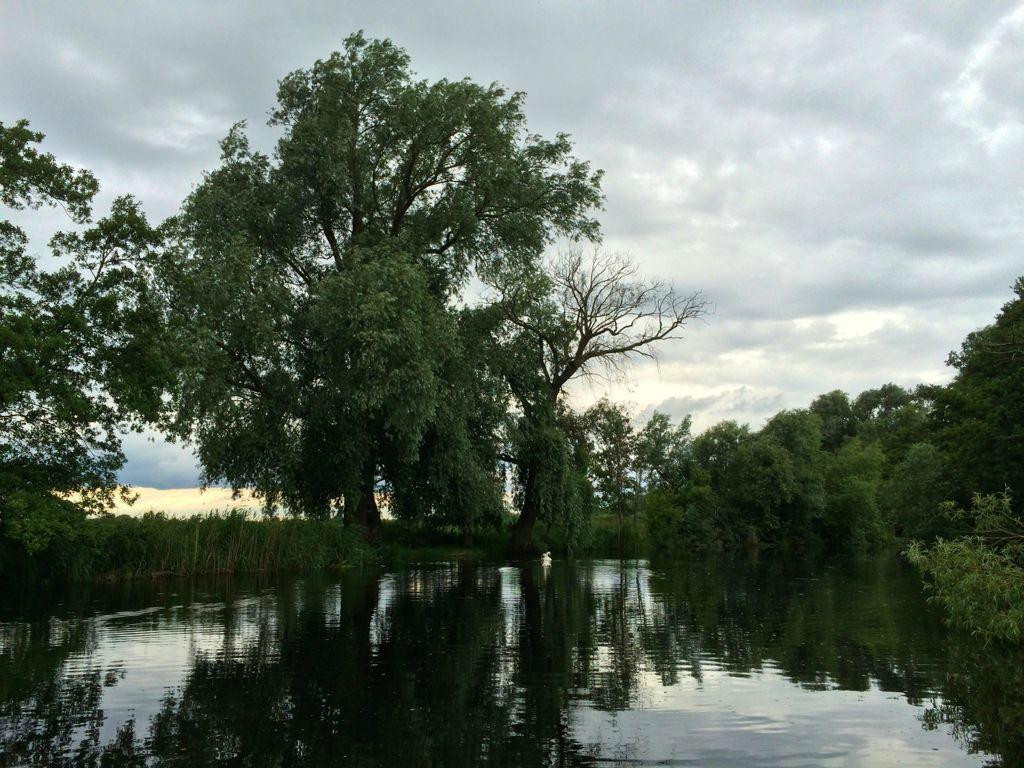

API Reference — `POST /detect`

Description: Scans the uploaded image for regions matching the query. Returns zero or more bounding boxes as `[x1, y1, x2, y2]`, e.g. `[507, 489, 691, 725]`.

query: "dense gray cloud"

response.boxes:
[2, 1, 1021, 488]
[116, 433, 200, 489]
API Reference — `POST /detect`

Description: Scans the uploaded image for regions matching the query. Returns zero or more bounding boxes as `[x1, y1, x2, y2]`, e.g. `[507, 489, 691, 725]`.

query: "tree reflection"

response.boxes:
[1, 557, 1021, 766]
[641, 554, 951, 700]
[132, 566, 598, 766]
[923, 639, 1024, 765]
[0, 615, 144, 767]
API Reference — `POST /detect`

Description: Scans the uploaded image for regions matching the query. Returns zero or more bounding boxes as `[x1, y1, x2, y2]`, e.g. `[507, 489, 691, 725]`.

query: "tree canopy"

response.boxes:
[0, 120, 165, 556]
[157, 32, 604, 539]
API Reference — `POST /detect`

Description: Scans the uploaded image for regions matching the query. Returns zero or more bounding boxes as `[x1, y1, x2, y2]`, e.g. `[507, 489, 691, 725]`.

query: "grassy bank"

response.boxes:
[0, 510, 656, 584]
[0, 510, 378, 583]
[0, 506, 877, 586]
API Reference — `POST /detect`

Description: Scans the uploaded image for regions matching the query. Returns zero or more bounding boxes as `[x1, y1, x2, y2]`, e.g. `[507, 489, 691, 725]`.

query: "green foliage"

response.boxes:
[853, 383, 930, 465]
[509, 409, 595, 553]
[760, 410, 827, 533]
[0, 510, 376, 583]
[638, 279, 1024, 558]
[636, 402, 902, 553]
[810, 389, 856, 452]
[1, 120, 167, 554]
[634, 411, 692, 492]
[892, 281, 1024, 641]
[644, 487, 718, 553]
[908, 492, 1024, 642]
[584, 398, 636, 523]
[822, 438, 886, 547]
[0, 492, 89, 557]
[927, 279, 1024, 505]
[723, 430, 798, 541]
[690, 420, 748, 487]
[585, 513, 646, 556]
[0, 119, 97, 220]
[684, 412, 830, 547]
[160, 33, 602, 534]
[882, 442, 954, 539]
[269, 33, 602, 287]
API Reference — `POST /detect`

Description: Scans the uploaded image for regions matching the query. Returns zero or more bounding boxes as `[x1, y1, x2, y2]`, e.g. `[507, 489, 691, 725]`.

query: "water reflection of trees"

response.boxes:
[1, 557, 1022, 766]
[640, 555, 952, 699]
[0, 615, 143, 767]
[134, 567, 599, 766]
[923, 640, 1024, 765]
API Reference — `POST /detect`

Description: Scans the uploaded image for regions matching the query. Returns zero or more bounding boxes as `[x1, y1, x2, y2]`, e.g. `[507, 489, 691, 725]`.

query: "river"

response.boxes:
[1, 553, 1021, 766]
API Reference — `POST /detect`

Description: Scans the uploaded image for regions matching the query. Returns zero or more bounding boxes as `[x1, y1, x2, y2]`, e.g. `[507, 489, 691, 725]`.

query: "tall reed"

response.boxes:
[0, 510, 377, 583]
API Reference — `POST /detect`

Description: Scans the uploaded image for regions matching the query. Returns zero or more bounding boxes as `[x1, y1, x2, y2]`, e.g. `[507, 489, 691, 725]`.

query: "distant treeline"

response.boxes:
[577, 280, 1023, 640]
[583, 286, 1021, 551]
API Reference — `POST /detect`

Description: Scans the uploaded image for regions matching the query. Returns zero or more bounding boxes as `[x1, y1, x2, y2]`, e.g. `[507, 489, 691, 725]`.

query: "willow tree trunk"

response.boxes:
[511, 465, 541, 554]
[346, 470, 382, 541]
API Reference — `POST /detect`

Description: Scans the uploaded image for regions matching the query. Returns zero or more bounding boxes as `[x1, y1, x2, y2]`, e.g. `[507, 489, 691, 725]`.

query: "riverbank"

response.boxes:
[0, 509, 660, 583]
[0, 511, 378, 583]
[0, 507, 905, 584]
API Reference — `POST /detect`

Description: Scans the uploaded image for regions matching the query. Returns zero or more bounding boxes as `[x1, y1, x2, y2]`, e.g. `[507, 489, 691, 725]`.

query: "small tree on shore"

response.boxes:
[585, 398, 637, 530]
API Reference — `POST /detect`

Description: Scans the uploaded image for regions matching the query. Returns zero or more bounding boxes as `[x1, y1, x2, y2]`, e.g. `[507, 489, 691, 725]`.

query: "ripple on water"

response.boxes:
[0, 556, 1012, 766]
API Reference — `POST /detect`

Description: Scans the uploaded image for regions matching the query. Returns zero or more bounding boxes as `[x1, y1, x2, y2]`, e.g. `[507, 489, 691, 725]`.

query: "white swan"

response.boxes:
[541, 551, 552, 566]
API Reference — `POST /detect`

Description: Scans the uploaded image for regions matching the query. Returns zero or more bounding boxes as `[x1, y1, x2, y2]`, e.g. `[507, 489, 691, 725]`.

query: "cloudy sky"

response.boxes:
[3, 1, 1022, 499]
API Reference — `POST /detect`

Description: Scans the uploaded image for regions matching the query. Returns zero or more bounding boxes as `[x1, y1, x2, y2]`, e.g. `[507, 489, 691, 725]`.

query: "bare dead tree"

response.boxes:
[498, 249, 710, 402]
[491, 249, 710, 550]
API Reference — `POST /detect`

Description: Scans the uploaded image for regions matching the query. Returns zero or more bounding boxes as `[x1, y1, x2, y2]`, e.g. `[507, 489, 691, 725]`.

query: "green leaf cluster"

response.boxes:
[1, 120, 167, 555]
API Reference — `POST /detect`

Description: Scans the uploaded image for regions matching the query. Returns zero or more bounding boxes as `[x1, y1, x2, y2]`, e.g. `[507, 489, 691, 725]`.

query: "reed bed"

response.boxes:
[2, 510, 377, 583]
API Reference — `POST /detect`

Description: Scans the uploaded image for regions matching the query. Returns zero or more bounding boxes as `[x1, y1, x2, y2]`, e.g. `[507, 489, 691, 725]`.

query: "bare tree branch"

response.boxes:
[489, 249, 710, 410]
[545, 250, 709, 395]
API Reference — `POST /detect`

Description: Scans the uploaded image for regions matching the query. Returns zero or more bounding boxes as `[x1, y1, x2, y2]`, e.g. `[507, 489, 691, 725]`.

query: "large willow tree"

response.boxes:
[161, 33, 602, 535]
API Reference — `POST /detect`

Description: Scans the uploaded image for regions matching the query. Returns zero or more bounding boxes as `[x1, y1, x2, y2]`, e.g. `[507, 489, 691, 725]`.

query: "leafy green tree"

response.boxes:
[584, 398, 637, 529]
[759, 410, 827, 538]
[927, 278, 1024, 505]
[723, 431, 798, 544]
[882, 442, 953, 539]
[385, 312, 507, 536]
[904, 281, 1024, 640]
[822, 437, 886, 547]
[634, 411, 693, 493]
[908, 492, 1024, 642]
[852, 382, 917, 422]
[644, 484, 719, 553]
[690, 420, 749, 488]
[810, 389, 856, 452]
[685, 412, 830, 547]
[0, 120, 165, 557]
[852, 383, 929, 467]
[623, 410, 700, 552]
[160, 33, 603, 536]
[689, 421, 749, 543]
[686, 420, 792, 546]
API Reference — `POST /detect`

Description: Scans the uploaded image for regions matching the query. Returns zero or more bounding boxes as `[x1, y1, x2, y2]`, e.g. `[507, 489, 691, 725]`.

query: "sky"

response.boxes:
[3, 1, 1023, 504]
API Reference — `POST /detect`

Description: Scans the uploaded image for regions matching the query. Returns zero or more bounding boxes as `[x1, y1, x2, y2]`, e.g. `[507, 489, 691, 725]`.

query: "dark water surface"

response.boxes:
[2, 554, 1022, 767]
